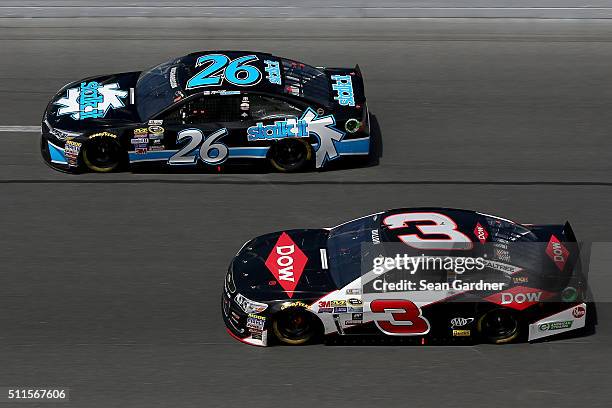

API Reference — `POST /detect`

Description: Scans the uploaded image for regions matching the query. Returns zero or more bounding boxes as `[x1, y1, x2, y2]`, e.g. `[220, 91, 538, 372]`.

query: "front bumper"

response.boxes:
[40, 129, 83, 173]
[222, 291, 269, 347]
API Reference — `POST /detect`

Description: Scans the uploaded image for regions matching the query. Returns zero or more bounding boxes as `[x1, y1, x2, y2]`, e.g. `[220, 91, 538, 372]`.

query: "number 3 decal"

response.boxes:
[371, 299, 430, 336]
[186, 54, 262, 89]
[383, 212, 473, 250]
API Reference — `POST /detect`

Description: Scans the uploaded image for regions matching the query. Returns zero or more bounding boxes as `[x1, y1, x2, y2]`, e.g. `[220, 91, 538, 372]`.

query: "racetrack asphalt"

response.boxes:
[1, 16, 612, 408]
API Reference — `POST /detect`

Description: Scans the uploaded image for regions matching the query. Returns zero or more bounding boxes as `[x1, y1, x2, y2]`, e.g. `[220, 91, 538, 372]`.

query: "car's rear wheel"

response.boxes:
[82, 136, 124, 173]
[477, 308, 521, 344]
[269, 138, 312, 172]
[272, 308, 319, 345]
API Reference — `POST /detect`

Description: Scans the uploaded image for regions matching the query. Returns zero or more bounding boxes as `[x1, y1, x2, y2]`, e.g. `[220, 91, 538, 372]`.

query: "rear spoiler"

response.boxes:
[563, 221, 577, 243]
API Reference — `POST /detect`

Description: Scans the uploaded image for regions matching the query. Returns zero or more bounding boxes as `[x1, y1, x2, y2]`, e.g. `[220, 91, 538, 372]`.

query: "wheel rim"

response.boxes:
[84, 138, 122, 172]
[270, 139, 310, 171]
[274, 309, 315, 344]
[480, 309, 519, 343]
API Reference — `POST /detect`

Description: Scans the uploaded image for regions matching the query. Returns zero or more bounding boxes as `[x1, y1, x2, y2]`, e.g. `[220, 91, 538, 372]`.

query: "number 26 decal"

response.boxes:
[186, 54, 262, 89]
[382, 212, 473, 250]
[168, 128, 229, 165]
[371, 299, 430, 336]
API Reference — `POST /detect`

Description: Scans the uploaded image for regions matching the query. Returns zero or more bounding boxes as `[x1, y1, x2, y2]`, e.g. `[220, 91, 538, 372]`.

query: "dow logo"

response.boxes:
[484, 286, 554, 311]
[265, 233, 308, 298]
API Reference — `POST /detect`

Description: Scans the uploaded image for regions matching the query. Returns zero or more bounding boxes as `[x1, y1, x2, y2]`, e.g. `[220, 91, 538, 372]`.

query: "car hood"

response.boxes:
[44, 72, 141, 132]
[231, 229, 336, 302]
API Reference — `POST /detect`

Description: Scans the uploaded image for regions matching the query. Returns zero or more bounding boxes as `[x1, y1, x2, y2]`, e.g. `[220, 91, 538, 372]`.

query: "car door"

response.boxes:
[147, 92, 244, 166]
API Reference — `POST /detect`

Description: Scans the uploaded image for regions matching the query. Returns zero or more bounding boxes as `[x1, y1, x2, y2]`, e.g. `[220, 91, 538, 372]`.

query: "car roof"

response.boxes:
[174, 50, 329, 104]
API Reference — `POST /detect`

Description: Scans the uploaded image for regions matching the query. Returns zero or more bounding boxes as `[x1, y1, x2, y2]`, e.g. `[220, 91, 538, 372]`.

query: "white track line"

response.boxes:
[0, 126, 40, 133]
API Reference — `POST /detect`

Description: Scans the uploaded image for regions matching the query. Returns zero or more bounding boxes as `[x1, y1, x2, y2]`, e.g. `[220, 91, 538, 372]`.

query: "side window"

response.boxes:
[160, 95, 241, 124]
[249, 95, 304, 121]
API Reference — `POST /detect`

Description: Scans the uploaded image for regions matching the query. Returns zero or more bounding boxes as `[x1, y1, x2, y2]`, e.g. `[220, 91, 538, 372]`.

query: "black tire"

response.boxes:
[477, 308, 521, 344]
[269, 138, 312, 172]
[82, 136, 124, 173]
[272, 308, 319, 345]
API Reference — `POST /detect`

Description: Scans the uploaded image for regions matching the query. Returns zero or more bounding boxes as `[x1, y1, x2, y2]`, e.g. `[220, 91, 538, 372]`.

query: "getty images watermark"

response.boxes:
[370, 254, 506, 292]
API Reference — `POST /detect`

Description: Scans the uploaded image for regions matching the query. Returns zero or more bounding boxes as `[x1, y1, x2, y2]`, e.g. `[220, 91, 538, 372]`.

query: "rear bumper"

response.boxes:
[528, 302, 593, 341]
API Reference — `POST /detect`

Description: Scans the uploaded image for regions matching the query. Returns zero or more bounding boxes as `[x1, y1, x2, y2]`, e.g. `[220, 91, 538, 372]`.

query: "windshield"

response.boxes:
[136, 58, 185, 120]
[327, 214, 382, 288]
[281, 59, 330, 106]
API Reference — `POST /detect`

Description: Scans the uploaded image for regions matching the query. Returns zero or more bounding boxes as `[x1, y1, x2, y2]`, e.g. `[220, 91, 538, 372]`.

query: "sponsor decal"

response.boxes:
[474, 222, 488, 244]
[546, 235, 569, 271]
[148, 120, 163, 126]
[334, 307, 348, 313]
[131, 137, 149, 144]
[170, 66, 178, 88]
[513, 276, 529, 284]
[452, 329, 471, 337]
[319, 300, 331, 308]
[148, 126, 164, 136]
[346, 288, 361, 295]
[345, 320, 361, 326]
[251, 330, 263, 340]
[281, 301, 310, 310]
[247, 118, 309, 141]
[347, 307, 363, 313]
[246, 314, 266, 331]
[352, 313, 363, 320]
[264, 60, 282, 85]
[450, 317, 474, 328]
[371, 229, 380, 244]
[330, 300, 346, 307]
[572, 305, 586, 318]
[89, 132, 117, 139]
[331, 74, 355, 106]
[318, 307, 333, 314]
[347, 298, 362, 306]
[135, 147, 148, 155]
[55, 81, 128, 120]
[264, 232, 308, 298]
[494, 248, 511, 262]
[246, 107, 344, 168]
[64, 140, 82, 167]
[134, 128, 148, 136]
[539, 321, 572, 331]
[484, 286, 554, 311]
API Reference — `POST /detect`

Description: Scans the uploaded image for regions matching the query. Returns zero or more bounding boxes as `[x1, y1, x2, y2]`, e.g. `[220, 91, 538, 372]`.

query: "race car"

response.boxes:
[41, 51, 369, 173]
[222, 208, 594, 346]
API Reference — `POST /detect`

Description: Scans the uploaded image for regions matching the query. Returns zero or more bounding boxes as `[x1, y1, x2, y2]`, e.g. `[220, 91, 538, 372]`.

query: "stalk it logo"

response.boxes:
[247, 119, 308, 141]
[264, 60, 281, 85]
[55, 81, 128, 120]
[265, 233, 308, 298]
[331, 75, 355, 106]
[546, 235, 569, 271]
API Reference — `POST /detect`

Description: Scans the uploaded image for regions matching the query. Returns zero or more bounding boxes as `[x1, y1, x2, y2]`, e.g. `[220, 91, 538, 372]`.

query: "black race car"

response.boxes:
[41, 51, 369, 173]
[222, 208, 594, 346]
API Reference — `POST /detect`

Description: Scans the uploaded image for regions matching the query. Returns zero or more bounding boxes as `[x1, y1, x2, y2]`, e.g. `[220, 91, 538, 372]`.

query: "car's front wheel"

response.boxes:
[82, 135, 124, 173]
[272, 307, 319, 345]
[477, 308, 521, 344]
[268, 138, 312, 172]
